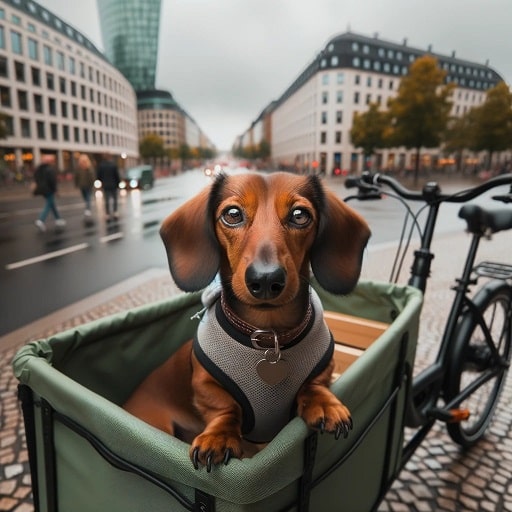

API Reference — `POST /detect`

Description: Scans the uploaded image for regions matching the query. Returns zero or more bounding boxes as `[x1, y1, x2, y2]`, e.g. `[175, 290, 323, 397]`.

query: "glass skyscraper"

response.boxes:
[97, 0, 162, 91]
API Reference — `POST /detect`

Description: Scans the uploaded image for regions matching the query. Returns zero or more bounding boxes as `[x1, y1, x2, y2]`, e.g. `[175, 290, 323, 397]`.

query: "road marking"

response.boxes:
[5, 243, 89, 270]
[99, 232, 124, 243]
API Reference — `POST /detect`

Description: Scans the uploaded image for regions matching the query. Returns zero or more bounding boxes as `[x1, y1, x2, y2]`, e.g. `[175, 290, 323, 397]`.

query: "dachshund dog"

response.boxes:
[124, 172, 370, 471]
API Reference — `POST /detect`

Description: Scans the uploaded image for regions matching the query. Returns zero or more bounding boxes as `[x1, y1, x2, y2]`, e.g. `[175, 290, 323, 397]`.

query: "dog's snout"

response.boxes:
[245, 264, 286, 300]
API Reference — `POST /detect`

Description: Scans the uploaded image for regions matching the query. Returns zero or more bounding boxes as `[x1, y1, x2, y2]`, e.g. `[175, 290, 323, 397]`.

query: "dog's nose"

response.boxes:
[245, 264, 286, 300]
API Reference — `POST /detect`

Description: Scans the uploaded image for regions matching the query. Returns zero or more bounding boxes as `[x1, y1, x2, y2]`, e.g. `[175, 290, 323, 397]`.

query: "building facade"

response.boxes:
[236, 32, 505, 175]
[0, 0, 139, 177]
[97, 0, 161, 92]
[137, 89, 215, 170]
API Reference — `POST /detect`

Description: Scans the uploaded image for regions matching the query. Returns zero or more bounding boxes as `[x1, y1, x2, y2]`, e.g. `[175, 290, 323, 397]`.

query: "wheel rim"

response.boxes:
[457, 296, 511, 438]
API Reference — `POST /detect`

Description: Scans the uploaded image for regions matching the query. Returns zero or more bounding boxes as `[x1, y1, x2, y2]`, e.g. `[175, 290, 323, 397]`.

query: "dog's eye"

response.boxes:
[289, 208, 311, 228]
[221, 207, 244, 226]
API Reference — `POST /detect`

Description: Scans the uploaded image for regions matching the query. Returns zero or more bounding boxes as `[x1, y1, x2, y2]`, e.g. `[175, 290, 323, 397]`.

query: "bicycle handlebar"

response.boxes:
[346, 171, 512, 204]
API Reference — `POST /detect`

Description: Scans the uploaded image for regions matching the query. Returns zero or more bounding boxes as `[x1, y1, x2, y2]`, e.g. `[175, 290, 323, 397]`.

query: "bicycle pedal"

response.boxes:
[428, 407, 470, 423]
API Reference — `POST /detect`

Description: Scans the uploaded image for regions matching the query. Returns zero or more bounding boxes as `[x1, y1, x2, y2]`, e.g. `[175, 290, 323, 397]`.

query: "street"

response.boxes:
[0, 169, 506, 337]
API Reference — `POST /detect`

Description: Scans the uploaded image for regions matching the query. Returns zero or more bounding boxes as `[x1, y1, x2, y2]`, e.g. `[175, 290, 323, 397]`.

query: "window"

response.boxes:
[80, 85, 86, 100]
[61, 101, 68, 117]
[322, 74, 329, 86]
[14, 61, 25, 82]
[28, 38, 38, 60]
[321, 111, 327, 124]
[321, 91, 328, 104]
[378, 78, 383, 88]
[0, 26, 5, 49]
[34, 93, 43, 113]
[36, 120, 45, 139]
[331, 56, 338, 66]
[336, 110, 342, 123]
[43, 45, 53, 66]
[367, 76, 372, 87]
[57, 51, 65, 70]
[74, 127, 80, 142]
[48, 97, 56, 115]
[0, 56, 8, 77]
[21, 118, 31, 137]
[70, 81, 76, 97]
[10, 30, 22, 55]
[46, 72, 54, 90]
[59, 77, 66, 94]
[389, 80, 394, 90]
[50, 123, 58, 140]
[354, 92, 360, 104]
[320, 131, 327, 144]
[68, 56, 75, 74]
[337, 72, 344, 84]
[366, 94, 371, 105]
[82, 106, 87, 121]
[355, 75, 360, 85]
[335, 131, 342, 143]
[336, 90, 343, 103]
[31, 66, 40, 86]
[0, 86, 11, 107]
[72, 104, 78, 119]
[17, 90, 28, 110]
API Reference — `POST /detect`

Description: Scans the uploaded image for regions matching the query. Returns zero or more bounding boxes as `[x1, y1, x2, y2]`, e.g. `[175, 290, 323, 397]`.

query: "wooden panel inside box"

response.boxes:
[323, 311, 390, 379]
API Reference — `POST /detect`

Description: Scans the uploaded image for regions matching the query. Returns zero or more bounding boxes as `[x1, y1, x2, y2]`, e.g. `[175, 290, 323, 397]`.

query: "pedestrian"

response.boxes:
[33, 154, 66, 232]
[74, 153, 95, 218]
[96, 153, 120, 221]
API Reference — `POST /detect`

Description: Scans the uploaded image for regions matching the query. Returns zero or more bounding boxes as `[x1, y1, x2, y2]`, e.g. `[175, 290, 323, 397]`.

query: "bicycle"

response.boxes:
[345, 171, 512, 464]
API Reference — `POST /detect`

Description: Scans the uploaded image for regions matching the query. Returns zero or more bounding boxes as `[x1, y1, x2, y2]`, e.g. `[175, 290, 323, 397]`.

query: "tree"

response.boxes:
[443, 113, 475, 172]
[139, 133, 166, 163]
[387, 55, 454, 183]
[467, 81, 512, 169]
[350, 103, 389, 169]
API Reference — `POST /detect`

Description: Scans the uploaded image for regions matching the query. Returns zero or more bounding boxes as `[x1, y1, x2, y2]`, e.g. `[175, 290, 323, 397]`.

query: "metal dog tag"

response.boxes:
[256, 356, 290, 385]
[255, 331, 289, 385]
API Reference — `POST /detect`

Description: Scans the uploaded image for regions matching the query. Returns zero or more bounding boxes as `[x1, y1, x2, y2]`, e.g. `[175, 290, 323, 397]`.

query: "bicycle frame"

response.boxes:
[346, 172, 512, 469]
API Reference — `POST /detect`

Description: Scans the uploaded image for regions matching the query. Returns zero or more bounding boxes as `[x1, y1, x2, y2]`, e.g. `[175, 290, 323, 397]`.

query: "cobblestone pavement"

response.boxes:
[1, 223, 512, 511]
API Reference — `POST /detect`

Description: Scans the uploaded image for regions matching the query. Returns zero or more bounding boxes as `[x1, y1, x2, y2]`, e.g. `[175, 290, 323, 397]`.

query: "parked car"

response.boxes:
[119, 165, 154, 190]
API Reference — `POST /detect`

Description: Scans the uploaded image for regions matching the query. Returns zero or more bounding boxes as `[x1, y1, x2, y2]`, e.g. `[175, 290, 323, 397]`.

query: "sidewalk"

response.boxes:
[1, 196, 512, 511]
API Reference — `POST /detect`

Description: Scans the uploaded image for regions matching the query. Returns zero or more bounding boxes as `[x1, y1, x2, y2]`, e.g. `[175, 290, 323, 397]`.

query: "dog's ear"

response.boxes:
[160, 186, 220, 291]
[310, 188, 371, 295]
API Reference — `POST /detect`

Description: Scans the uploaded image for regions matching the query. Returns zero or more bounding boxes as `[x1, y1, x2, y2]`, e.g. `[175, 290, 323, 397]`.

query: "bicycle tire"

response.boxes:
[444, 280, 512, 447]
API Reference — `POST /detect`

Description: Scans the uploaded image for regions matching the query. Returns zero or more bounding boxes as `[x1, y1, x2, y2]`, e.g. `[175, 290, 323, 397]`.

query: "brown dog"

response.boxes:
[124, 172, 370, 471]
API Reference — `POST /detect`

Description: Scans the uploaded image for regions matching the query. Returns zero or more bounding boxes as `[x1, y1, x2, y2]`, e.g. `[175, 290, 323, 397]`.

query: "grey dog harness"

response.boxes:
[193, 286, 334, 443]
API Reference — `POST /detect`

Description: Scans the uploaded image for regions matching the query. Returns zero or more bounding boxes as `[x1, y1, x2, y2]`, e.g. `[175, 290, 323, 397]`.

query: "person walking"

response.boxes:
[75, 153, 95, 218]
[33, 154, 66, 232]
[96, 153, 120, 221]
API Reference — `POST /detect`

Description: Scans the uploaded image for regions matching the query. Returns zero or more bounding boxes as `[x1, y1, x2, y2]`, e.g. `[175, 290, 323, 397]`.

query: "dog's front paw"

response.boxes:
[190, 432, 243, 472]
[298, 391, 353, 440]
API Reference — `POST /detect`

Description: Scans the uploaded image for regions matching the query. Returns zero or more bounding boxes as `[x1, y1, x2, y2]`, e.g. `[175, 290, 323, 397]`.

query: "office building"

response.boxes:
[97, 0, 161, 92]
[236, 32, 504, 175]
[0, 0, 138, 176]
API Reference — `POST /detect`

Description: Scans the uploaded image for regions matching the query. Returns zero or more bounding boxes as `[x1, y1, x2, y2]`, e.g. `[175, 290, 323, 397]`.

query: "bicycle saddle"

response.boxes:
[459, 204, 512, 235]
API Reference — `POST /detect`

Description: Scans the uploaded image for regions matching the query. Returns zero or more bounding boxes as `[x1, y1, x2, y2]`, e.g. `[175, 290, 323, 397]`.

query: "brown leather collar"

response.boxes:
[220, 293, 313, 347]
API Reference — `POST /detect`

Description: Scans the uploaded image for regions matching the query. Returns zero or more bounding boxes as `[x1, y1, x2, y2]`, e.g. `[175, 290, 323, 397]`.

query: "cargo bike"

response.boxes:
[13, 173, 512, 511]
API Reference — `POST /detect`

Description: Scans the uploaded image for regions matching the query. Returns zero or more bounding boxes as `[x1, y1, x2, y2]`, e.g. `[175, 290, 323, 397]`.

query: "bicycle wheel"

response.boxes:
[444, 280, 512, 447]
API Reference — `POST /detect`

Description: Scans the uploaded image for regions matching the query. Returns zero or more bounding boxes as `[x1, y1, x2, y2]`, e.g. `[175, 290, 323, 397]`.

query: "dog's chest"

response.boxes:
[193, 289, 334, 443]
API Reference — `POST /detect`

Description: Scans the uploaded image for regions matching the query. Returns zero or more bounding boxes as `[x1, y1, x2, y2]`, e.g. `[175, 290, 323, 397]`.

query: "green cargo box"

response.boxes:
[13, 280, 422, 512]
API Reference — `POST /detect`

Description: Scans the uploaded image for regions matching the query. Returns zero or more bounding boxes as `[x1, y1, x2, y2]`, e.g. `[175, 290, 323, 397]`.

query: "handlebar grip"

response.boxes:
[344, 176, 360, 189]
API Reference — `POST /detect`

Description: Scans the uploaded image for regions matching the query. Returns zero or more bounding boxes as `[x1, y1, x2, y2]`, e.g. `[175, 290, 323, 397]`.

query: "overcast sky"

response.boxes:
[38, 0, 512, 151]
